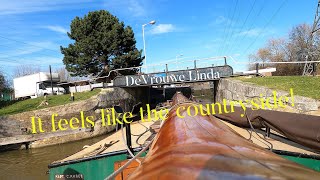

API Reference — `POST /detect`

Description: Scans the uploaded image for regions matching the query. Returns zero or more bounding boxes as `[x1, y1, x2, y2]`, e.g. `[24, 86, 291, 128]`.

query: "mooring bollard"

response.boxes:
[70, 92, 75, 101]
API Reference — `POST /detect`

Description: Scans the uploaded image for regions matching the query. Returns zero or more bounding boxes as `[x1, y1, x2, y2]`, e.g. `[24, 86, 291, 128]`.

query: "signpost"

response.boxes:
[113, 65, 233, 87]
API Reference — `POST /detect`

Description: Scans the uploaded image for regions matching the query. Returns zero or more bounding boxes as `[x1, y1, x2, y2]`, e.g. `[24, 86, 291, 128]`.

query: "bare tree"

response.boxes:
[249, 23, 320, 75]
[248, 47, 272, 70]
[54, 67, 71, 82]
[14, 65, 40, 78]
[54, 67, 90, 82]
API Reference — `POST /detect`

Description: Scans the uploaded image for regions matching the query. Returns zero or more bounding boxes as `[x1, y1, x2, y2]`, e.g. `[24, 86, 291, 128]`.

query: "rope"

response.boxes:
[245, 113, 273, 150]
[104, 137, 154, 180]
[135, 130, 150, 146]
[84, 140, 119, 157]
[129, 120, 150, 146]
[131, 121, 149, 136]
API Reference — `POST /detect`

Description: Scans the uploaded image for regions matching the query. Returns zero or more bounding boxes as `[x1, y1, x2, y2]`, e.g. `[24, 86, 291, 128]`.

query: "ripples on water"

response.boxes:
[0, 134, 110, 180]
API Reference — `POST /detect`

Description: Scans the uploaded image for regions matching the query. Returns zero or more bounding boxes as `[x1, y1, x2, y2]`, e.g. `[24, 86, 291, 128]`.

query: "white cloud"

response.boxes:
[0, 41, 61, 59]
[0, 0, 91, 15]
[237, 28, 275, 37]
[0, 47, 40, 59]
[150, 24, 176, 34]
[238, 28, 262, 37]
[0, 55, 63, 68]
[30, 57, 63, 65]
[214, 16, 232, 25]
[0, 56, 63, 72]
[215, 16, 227, 24]
[104, 0, 147, 17]
[42, 25, 68, 34]
[127, 0, 146, 17]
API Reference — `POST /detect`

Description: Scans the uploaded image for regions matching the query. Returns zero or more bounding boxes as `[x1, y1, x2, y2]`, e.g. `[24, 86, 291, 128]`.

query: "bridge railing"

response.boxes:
[62, 55, 243, 88]
[60, 56, 320, 91]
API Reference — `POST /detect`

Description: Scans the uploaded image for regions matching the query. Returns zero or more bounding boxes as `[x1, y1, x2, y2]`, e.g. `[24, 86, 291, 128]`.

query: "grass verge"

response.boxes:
[0, 89, 101, 116]
[236, 76, 320, 100]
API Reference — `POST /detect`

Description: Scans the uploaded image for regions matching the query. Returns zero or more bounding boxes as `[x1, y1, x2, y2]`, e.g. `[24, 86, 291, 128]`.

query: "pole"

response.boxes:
[166, 64, 168, 75]
[176, 54, 183, 70]
[141, 21, 156, 73]
[125, 123, 132, 152]
[176, 55, 178, 70]
[49, 65, 54, 95]
[142, 25, 147, 73]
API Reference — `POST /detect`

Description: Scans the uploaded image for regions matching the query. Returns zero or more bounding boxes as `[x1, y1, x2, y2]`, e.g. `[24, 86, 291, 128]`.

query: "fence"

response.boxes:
[245, 61, 320, 76]
[62, 56, 320, 92]
[69, 82, 104, 93]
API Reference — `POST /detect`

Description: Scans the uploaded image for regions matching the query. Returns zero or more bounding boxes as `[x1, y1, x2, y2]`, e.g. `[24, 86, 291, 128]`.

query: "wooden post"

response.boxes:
[49, 65, 54, 95]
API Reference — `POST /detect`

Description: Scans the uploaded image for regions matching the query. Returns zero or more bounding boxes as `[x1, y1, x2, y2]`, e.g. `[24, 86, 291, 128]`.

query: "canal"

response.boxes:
[0, 134, 111, 180]
[0, 90, 212, 180]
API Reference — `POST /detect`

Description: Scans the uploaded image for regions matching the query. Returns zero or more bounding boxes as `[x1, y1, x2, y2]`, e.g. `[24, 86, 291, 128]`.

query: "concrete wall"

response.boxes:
[0, 87, 148, 149]
[216, 78, 320, 114]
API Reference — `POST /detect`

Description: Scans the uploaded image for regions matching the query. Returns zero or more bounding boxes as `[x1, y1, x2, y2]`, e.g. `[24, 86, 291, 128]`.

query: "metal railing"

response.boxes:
[59, 56, 320, 90]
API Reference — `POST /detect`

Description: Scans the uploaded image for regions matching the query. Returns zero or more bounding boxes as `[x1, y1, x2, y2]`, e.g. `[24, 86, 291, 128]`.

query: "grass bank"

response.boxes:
[236, 76, 320, 100]
[0, 89, 101, 116]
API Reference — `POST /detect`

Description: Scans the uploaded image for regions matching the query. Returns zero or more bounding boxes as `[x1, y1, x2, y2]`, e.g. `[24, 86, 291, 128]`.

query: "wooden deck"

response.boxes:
[54, 121, 155, 163]
[221, 121, 318, 155]
[52, 115, 318, 164]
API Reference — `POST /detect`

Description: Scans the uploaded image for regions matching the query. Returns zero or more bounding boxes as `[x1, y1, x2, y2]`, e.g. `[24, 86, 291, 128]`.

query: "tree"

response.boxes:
[0, 73, 6, 92]
[14, 65, 40, 78]
[0, 70, 10, 92]
[55, 67, 71, 82]
[248, 48, 271, 70]
[61, 10, 143, 78]
[0, 71, 13, 103]
[54, 67, 90, 82]
[249, 23, 320, 75]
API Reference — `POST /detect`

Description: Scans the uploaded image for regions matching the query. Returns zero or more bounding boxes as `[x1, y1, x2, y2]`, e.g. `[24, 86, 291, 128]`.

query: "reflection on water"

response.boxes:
[0, 134, 110, 180]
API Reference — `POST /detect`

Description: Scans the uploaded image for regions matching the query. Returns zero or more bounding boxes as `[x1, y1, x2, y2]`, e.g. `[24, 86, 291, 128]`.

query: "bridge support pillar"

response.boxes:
[213, 80, 219, 103]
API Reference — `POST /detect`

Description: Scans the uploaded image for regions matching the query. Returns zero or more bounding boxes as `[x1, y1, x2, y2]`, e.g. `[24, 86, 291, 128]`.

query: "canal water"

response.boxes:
[0, 90, 212, 180]
[0, 134, 110, 180]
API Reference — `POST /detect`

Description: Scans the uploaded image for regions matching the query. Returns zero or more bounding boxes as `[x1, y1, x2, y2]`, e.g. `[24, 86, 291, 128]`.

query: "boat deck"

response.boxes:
[53, 121, 155, 164]
[53, 118, 318, 165]
[221, 121, 318, 155]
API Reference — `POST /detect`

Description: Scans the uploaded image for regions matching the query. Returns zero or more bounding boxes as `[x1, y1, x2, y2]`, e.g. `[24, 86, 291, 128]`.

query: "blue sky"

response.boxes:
[0, 0, 317, 78]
